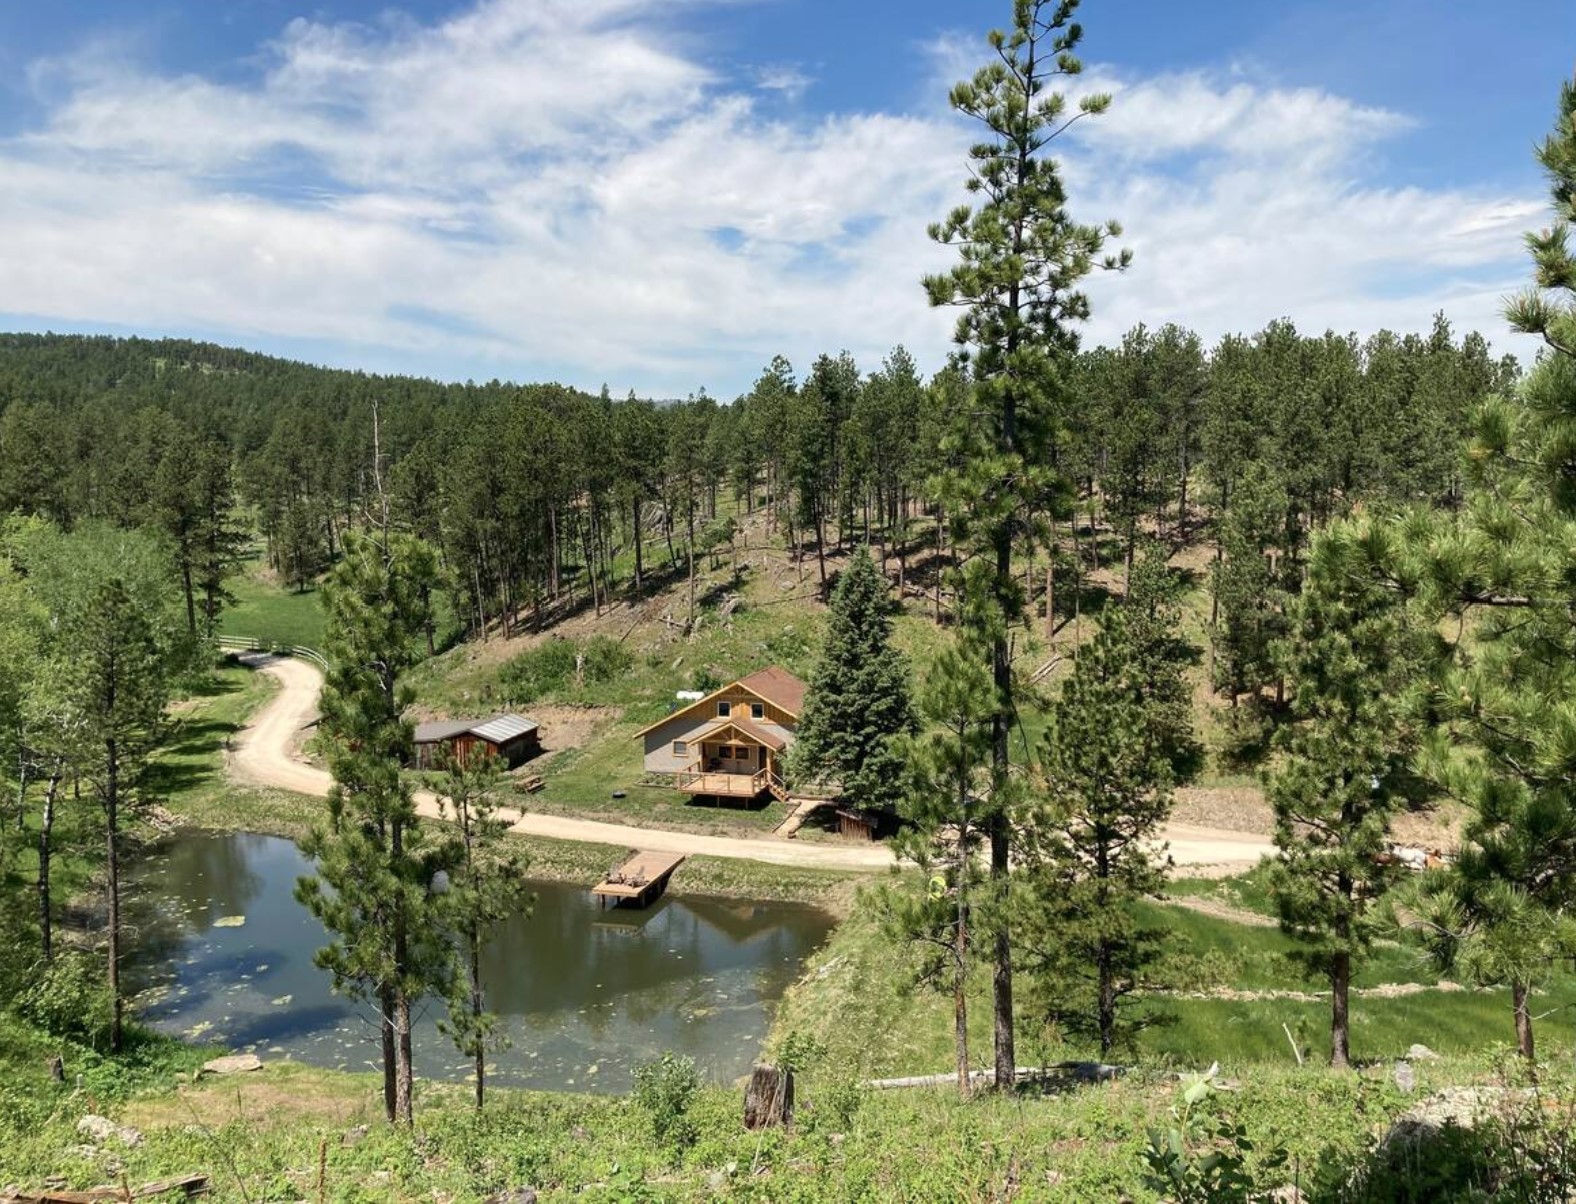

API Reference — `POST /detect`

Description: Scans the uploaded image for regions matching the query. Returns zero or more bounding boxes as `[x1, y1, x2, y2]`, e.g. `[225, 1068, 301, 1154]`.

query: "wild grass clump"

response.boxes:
[498, 635, 633, 705]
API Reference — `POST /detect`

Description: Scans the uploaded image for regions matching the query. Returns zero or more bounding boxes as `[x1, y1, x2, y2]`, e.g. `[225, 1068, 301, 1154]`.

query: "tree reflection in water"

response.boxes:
[126, 831, 832, 1092]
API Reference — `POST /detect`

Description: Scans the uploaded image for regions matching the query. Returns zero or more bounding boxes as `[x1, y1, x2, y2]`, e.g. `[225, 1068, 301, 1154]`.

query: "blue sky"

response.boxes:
[0, 0, 1568, 395]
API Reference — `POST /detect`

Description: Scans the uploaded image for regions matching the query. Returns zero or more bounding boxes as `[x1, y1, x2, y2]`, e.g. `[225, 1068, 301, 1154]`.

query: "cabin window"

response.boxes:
[717, 701, 732, 718]
[673, 740, 688, 757]
[750, 702, 764, 719]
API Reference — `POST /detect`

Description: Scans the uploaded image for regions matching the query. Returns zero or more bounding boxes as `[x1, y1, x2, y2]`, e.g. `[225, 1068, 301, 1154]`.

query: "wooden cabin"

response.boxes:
[412, 714, 541, 769]
[637, 667, 805, 803]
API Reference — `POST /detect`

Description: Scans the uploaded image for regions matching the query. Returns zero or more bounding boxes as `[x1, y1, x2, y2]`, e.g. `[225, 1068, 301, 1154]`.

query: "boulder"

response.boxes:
[1406, 1043, 1440, 1061]
[201, 1054, 263, 1076]
[481, 1191, 536, 1204]
[1393, 1061, 1416, 1094]
[76, 1115, 142, 1147]
[1377, 1086, 1532, 1159]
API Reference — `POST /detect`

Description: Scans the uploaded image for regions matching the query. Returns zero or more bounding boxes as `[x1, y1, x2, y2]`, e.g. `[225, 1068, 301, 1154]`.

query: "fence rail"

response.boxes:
[216, 634, 328, 672]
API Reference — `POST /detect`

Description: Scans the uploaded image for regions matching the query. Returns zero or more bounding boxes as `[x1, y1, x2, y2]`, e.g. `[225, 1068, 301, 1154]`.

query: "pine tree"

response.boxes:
[280, 496, 326, 594]
[1124, 541, 1204, 783]
[884, 583, 997, 1096]
[922, 0, 1128, 1089]
[295, 527, 453, 1124]
[1021, 596, 1184, 1056]
[1376, 73, 1576, 1063]
[1209, 461, 1292, 756]
[790, 548, 915, 812]
[433, 750, 532, 1110]
[1263, 524, 1427, 1069]
[191, 438, 248, 635]
[15, 522, 187, 1051]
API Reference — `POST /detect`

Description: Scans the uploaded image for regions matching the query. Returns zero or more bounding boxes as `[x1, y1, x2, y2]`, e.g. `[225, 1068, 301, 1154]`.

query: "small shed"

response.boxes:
[412, 713, 541, 769]
[835, 807, 878, 842]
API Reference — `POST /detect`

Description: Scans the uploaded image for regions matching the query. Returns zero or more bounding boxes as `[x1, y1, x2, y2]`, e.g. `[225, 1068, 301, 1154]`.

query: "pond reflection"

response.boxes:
[126, 831, 833, 1092]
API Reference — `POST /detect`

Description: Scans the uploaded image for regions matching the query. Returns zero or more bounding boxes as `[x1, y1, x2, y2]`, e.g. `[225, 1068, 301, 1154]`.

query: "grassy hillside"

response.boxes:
[1, 1008, 1566, 1201]
[767, 881, 1575, 1078]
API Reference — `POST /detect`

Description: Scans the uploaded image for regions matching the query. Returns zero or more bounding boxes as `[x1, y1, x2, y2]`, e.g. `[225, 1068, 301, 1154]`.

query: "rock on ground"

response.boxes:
[201, 1053, 264, 1076]
[75, 1115, 142, 1147]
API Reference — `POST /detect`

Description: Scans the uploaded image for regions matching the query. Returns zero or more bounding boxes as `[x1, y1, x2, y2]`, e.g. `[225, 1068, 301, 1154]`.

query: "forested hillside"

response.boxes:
[0, 317, 1517, 649]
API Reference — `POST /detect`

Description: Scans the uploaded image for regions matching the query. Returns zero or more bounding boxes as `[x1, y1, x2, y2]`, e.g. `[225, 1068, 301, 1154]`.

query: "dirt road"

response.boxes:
[229, 655, 1274, 874]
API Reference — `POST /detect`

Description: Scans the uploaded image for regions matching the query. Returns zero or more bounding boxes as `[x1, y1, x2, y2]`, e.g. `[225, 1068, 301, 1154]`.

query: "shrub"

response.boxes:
[581, 635, 633, 685]
[1142, 1068, 1287, 1203]
[498, 638, 578, 704]
[499, 635, 632, 704]
[631, 1052, 701, 1157]
[13, 953, 112, 1045]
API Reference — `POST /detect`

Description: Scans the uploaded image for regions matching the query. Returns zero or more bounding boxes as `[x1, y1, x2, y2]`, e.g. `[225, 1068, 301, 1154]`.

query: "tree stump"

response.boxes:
[46, 1054, 64, 1083]
[743, 1064, 793, 1130]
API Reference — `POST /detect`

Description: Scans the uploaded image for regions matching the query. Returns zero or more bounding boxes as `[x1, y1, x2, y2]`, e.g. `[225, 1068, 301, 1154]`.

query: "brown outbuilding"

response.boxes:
[411, 713, 541, 769]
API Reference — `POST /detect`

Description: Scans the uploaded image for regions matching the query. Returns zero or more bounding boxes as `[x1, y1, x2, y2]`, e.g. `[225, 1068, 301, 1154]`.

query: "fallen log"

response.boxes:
[2, 1173, 208, 1203]
[863, 1062, 1123, 1090]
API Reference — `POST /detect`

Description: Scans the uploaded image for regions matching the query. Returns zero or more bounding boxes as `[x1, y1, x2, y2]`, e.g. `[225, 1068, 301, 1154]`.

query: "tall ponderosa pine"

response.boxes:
[1021, 590, 1187, 1056]
[1263, 525, 1427, 1069]
[296, 528, 453, 1125]
[790, 547, 915, 812]
[434, 750, 532, 1110]
[923, 0, 1128, 1088]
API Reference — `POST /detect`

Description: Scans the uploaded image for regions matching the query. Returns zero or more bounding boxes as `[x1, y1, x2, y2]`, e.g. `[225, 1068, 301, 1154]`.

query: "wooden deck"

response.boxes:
[674, 766, 789, 802]
[592, 850, 687, 908]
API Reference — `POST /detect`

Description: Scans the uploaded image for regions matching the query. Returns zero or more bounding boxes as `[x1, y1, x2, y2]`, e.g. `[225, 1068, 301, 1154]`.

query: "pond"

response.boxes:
[125, 832, 834, 1093]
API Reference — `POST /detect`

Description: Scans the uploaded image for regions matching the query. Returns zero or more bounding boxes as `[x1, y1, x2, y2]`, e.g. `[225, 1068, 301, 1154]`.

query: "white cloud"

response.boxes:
[0, 3, 1547, 395]
[756, 65, 813, 100]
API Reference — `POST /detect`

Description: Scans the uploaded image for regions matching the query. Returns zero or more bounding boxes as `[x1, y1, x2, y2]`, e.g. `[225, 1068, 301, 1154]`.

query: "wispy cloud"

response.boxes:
[756, 65, 813, 100]
[0, 1, 1544, 395]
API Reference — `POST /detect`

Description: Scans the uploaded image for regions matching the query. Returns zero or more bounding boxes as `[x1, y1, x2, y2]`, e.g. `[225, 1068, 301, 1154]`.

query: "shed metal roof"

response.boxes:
[413, 713, 539, 745]
[413, 718, 474, 743]
[470, 714, 539, 744]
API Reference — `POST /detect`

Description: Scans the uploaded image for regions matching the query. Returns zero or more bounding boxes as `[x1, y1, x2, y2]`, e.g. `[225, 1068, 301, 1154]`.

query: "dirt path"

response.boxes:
[229, 655, 1276, 873]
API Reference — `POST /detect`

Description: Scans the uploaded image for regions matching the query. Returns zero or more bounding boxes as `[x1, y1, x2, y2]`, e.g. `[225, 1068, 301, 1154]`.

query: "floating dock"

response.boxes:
[592, 850, 686, 908]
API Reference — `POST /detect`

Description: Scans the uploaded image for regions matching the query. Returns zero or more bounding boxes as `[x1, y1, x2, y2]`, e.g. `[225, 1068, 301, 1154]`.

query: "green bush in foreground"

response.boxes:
[632, 1052, 701, 1160]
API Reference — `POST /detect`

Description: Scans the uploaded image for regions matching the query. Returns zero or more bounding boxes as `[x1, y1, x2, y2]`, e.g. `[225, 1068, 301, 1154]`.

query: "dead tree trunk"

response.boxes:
[743, 1065, 794, 1130]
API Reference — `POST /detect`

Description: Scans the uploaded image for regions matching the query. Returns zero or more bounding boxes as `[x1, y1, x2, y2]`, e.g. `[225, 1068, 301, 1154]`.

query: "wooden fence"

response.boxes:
[216, 634, 329, 672]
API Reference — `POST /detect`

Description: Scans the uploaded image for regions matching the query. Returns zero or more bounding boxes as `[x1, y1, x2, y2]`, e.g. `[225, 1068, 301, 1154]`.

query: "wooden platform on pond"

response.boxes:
[592, 850, 686, 908]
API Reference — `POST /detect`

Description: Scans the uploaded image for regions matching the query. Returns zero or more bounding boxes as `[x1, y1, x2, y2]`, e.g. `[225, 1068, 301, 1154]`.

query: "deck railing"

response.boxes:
[674, 762, 789, 802]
